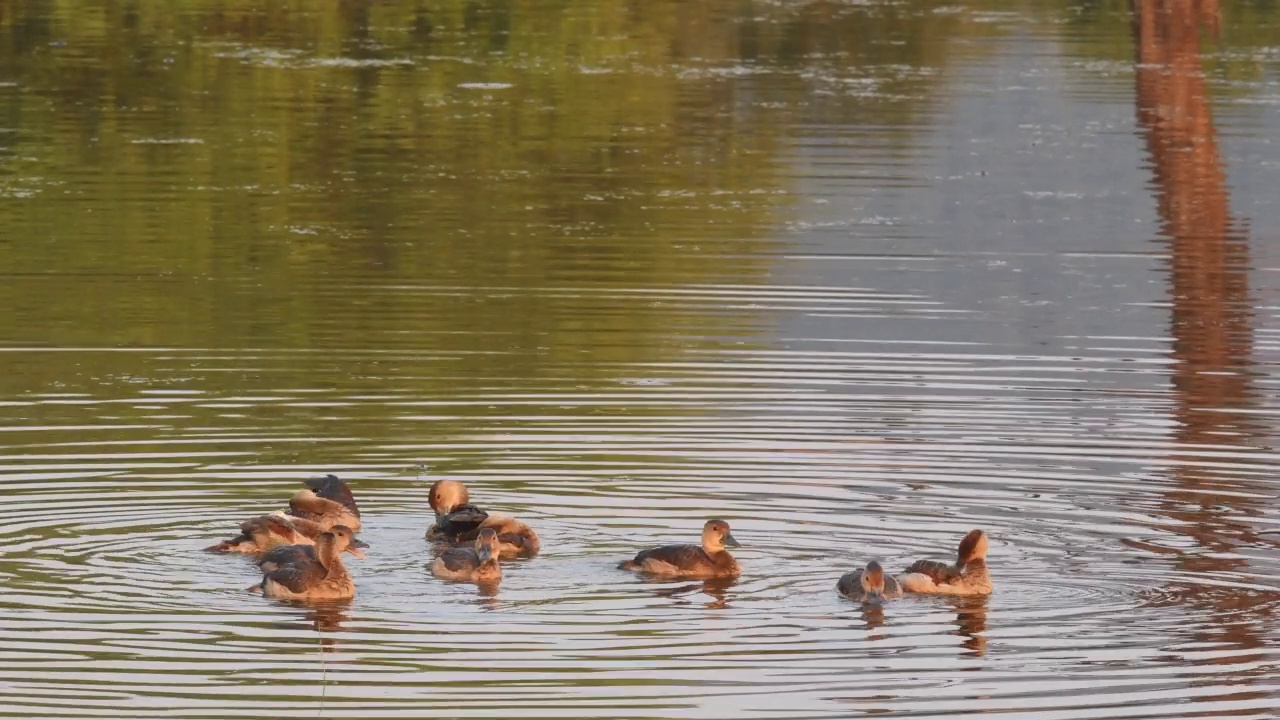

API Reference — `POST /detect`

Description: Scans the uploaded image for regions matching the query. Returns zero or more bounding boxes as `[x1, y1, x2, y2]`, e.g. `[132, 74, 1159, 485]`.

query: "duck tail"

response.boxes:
[618, 560, 639, 570]
[205, 535, 249, 553]
[245, 583, 263, 594]
[501, 532, 540, 558]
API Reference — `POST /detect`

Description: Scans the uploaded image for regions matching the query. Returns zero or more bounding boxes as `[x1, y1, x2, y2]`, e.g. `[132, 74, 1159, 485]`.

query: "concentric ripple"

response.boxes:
[3, 336, 1280, 718]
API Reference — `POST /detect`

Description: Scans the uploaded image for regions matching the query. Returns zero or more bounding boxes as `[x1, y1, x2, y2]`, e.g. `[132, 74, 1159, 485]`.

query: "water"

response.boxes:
[2, 0, 1280, 717]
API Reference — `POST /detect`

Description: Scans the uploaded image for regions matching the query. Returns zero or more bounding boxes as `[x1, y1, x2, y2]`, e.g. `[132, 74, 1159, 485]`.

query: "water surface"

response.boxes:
[2, 1, 1280, 718]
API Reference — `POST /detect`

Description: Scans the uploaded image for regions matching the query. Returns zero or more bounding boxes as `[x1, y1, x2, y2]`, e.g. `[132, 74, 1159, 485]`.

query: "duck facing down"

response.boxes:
[837, 560, 902, 602]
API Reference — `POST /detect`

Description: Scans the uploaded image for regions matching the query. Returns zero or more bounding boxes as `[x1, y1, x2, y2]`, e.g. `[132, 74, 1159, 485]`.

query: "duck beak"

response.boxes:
[345, 546, 367, 559]
[478, 545, 493, 563]
[722, 531, 742, 548]
[351, 537, 370, 549]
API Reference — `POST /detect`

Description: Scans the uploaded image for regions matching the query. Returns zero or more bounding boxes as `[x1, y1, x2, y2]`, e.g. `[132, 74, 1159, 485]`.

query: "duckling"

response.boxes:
[250, 525, 363, 601]
[431, 527, 503, 583]
[288, 474, 362, 532]
[424, 479, 540, 558]
[836, 560, 902, 602]
[618, 519, 741, 579]
[206, 512, 326, 554]
[898, 529, 992, 595]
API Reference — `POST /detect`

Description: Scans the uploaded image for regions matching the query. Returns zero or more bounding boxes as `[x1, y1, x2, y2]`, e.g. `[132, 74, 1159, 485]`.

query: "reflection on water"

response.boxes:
[646, 578, 737, 610]
[2, 0, 1280, 718]
[1135, 1, 1277, 711]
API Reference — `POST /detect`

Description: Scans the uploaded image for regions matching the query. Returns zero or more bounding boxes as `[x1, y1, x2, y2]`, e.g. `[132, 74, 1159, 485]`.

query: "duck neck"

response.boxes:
[316, 540, 343, 574]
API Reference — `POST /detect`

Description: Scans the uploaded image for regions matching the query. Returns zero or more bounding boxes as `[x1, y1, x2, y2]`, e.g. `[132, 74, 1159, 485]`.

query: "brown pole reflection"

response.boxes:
[1132, 0, 1271, 698]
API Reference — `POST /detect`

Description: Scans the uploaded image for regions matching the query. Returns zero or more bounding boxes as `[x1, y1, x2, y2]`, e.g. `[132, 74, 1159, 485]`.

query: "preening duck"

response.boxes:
[897, 529, 992, 596]
[425, 479, 540, 559]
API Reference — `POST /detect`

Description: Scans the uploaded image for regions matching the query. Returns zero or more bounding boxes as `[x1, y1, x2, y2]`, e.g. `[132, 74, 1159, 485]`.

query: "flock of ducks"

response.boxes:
[207, 475, 993, 602]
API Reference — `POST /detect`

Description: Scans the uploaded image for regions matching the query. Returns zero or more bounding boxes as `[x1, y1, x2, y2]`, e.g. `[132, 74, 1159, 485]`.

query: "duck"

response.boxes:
[431, 527, 503, 583]
[424, 479, 540, 558]
[897, 529, 992, 595]
[618, 519, 741, 579]
[287, 474, 362, 532]
[206, 511, 327, 554]
[249, 525, 363, 601]
[207, 475, 364, 553]
[836, 560, 902, 602]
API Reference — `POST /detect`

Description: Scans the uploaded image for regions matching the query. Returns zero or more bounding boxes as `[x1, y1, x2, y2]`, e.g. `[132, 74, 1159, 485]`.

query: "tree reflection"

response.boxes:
[1133, 0, 1272, 702]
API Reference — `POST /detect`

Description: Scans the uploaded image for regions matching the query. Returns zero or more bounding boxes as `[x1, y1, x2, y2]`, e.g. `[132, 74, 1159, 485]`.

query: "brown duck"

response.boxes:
[250, 525, 363, 601]
[897, 529, 992, 595]
[425, 479, 540, 559]
[287, 474, 362, 532]
[618, 519, 741, 579]
[207, 475, 363, 554]
[431, 527, 503, 583]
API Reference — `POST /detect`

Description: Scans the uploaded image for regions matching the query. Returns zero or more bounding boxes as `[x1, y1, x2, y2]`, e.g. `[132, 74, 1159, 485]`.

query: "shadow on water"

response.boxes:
[1134, 0, 1278, 709]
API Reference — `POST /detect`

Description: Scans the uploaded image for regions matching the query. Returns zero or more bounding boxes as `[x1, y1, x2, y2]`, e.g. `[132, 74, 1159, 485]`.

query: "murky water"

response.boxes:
[3, 0, 1280, 717]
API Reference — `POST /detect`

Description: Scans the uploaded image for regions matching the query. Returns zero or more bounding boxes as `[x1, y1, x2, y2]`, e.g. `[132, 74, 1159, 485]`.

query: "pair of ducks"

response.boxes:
[208, 475, 368, 601]
[426, 478, 540, 584]
[620, 519, 993, 600]
[208, 476, 540, 599]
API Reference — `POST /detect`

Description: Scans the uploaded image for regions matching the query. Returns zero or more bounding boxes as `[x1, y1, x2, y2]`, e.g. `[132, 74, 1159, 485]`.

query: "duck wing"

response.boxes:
[264, 561, 325, 594]
[836, 569, 865, 597]
[304, 475, 360, 517]
[256, 514, 308, 541]
[434, 504, 490, 537]
[904, 559, 962, 584]
[288, 492, 348, 522]
[437, 547, 479, 573]
[632, 544, 711, 567]
[259, 544, 318, 572]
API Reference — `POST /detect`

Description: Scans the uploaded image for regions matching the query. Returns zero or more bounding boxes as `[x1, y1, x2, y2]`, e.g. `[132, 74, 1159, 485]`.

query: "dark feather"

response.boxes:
[632, 544, 713, 568]
[438, 546, 481, 573]
[432, 504, 490, 538]
[258, 544, 318, 573]
[304, 474, 361, 516]
[904, 559, 962, 584]
[264, 564, 324, 594]
[836, 570, 865, 597]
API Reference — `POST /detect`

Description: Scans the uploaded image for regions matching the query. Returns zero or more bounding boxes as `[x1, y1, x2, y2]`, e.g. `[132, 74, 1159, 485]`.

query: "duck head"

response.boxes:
[428, 479, 470, 516]
[957, 529, 988, 566]
[701, 519, 741, 552]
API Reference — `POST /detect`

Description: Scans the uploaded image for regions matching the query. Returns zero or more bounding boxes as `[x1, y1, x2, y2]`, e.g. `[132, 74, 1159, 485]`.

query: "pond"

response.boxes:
[1, 1, 1279, 717]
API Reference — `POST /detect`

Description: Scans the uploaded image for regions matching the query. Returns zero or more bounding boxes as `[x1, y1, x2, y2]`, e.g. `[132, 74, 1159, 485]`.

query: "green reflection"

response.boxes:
[0, 0, 989, 392]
